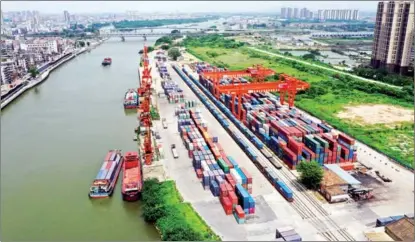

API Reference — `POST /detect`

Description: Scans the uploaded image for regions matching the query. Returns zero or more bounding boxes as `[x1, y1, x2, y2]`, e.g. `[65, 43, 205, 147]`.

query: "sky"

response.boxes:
[1, 1, 379, 14]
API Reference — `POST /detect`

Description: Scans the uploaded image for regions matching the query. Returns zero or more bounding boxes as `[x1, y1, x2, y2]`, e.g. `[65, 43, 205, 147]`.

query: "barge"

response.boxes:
[89, 150, 123, 198]
[124, 89, 139, 109]
[121, 151, 142, 201]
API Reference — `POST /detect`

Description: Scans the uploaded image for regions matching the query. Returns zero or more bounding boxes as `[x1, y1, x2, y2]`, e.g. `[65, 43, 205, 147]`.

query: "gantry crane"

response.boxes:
[200, 64, 275, 96]
[137, 43, 153, 166]
[215, 74, 310, 121]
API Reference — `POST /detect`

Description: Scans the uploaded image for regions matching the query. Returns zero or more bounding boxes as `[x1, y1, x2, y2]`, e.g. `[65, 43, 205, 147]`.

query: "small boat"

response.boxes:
[102, 58, 112, 66]
[89, 150, 124, 199]
[124, 89, 139, 109]
[121, 151, 143, 201]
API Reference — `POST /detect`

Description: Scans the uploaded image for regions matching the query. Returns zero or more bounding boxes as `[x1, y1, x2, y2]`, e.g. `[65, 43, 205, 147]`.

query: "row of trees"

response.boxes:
[352, 66, 414, 87]
[113, 17, 215, 29]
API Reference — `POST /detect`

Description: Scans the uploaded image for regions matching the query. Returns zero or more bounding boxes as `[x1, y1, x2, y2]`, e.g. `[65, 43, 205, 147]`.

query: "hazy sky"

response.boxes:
[1, 1, 378, 13]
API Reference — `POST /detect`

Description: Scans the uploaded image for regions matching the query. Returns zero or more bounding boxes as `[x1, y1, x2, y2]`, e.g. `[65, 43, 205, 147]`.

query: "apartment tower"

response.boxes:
[371, 1, 414, 75]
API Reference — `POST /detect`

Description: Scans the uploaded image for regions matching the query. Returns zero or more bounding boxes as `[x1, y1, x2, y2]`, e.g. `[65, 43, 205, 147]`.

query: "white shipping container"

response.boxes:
[230, 168, 242, 184]
[263, 124, 270, 135]
[259, 128, 265, 134]
[188, 143, 194, 151]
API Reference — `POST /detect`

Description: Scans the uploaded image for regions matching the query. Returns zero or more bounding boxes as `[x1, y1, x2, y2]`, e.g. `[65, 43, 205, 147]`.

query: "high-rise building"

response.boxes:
[281, 7, 287, 18]
[318, 10, 324, 20]
[293, 8, 299, 18]
[318, 9, 359, 21]
[287, 8, 293, 19]
[352, 9, 359, 20]
[63, 10, 70, 23]
[371, 1, 414, 75]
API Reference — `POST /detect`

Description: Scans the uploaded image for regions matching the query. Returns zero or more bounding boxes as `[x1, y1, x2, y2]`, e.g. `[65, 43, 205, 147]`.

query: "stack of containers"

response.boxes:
[275, 227, 302, 241]
[177, 107, 256, 222]
[174, 65, 295, 203]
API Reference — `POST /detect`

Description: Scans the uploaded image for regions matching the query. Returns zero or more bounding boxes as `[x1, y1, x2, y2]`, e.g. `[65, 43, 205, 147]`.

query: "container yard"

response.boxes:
[137, 48, 413, 241]
[177, 107, 256, 221]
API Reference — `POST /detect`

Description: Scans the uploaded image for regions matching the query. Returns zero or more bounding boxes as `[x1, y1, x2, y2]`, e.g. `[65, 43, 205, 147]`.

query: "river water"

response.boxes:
[0, 37, 161, 241]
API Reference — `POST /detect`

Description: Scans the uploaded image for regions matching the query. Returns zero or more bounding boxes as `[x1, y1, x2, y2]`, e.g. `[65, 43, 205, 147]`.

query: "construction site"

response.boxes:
[134, 43, 414, 241]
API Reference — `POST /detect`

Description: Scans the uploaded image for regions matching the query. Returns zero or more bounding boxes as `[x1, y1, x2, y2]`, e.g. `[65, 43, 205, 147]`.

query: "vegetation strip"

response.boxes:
[180, 35, 414, 168]
[142, 179, 220, 241]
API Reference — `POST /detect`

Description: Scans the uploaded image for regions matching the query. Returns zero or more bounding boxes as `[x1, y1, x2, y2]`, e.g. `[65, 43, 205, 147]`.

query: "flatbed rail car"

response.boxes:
[173, 65, 293, 202]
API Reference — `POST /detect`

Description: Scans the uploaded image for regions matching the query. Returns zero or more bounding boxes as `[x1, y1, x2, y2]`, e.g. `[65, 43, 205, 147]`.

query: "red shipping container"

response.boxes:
[234, 205, 245, 218]
[228, 191, 238, 205]
[282, 146, 297, 161]
[105, 152, 114, 161]
[225, 183, 233, 193]
[196, 169, 203, 179]
[340, 162, 354, 171]
[220, 183, 228, 197]
[338, 133, 355, 145]
[188, 150, 193, 158]
[240, 167, 253, 184]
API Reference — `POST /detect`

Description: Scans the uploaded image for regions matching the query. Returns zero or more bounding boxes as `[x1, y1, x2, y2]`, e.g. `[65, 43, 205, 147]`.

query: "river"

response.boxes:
[0, 37, 161, 241]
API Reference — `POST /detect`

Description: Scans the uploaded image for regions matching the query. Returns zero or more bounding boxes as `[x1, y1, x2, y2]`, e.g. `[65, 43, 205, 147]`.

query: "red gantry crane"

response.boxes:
[215, 74, 310, 121]
[137, 43, 153, 166]
[200, 64, 275, 96]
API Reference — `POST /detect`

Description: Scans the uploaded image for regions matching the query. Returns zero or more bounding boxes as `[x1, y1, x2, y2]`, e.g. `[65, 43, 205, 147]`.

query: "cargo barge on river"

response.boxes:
[121, 151, 143, 201]
[89, 150, 123, 198]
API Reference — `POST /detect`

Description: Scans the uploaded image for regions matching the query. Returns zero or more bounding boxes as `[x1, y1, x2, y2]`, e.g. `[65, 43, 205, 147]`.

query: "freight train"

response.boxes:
[173, 64, 294, 202]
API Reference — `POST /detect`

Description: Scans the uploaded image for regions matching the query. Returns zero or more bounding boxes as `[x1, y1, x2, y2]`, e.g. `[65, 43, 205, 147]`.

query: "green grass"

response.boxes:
[143, 180, 220, 241]
[185, 45, 414, 168]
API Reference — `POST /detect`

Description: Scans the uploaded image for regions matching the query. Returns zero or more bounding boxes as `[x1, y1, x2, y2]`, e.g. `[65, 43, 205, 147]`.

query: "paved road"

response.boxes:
[249, 47, 402, 90]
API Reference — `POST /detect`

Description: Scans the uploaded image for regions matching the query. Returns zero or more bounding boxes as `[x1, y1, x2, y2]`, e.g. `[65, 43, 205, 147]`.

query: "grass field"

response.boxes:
[185, 46, 414, 168]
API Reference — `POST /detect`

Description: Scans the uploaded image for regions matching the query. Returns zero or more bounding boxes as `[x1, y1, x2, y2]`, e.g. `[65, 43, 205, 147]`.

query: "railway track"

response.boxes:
[175, 64, 355, 241]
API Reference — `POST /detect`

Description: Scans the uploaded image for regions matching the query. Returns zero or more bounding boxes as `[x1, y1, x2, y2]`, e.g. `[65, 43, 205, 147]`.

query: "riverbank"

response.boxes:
[1, 40, 105, 110]
[141, 179, 220, 241]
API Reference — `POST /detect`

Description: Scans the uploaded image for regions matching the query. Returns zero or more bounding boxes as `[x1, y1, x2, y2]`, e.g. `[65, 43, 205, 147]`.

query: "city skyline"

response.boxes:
[1, 1, 379, 14]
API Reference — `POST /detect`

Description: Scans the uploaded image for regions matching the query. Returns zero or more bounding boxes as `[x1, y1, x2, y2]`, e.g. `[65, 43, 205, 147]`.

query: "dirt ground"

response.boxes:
[337, 104, 414, 125]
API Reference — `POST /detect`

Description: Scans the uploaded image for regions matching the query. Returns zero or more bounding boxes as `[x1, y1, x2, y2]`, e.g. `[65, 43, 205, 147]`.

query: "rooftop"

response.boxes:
[385, 217, 415, 242]
[322, 169, 348, 187]
[324, 164, 361, 185]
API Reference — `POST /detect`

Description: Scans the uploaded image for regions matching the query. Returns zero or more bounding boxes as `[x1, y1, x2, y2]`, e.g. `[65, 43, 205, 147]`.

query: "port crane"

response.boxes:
[199, 64, 275, 96]
[215, 74, 310, 120]
[137, 43, 153, 165]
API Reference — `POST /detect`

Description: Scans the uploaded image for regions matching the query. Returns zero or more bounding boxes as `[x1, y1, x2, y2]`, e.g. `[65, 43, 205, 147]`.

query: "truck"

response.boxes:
[162, 118, 168, 129]
[171, 144, 179, 159]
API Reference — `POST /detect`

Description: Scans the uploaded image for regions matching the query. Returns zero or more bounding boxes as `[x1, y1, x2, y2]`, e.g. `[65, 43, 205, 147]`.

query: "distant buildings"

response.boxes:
[370, 1, 414, 75]
[317, 9, 359, 21]
[280, 7, 314, 20]
[63, 10, 70, 24]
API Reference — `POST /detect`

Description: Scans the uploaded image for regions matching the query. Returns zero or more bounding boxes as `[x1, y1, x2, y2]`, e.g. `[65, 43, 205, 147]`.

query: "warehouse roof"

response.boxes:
[322, 170, 347, 187]
[324, 164, 361, 185]
[385, 217, 415, 241]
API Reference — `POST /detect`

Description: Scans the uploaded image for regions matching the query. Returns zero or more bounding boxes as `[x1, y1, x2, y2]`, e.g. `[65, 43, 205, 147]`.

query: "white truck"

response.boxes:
[171, 144, 179, 159]
[162, 118, 168, 129]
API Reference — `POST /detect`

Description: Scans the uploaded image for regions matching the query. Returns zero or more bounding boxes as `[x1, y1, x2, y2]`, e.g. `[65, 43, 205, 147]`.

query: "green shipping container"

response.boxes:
[217, 158, 229, 173]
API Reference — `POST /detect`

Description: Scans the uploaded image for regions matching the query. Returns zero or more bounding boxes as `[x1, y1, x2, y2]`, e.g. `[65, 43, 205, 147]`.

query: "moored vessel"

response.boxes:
[124, 89, 139, 109]
[102, 58, 112, 66]
[121, 151, 143, 201]
[88, 150, 123, 199]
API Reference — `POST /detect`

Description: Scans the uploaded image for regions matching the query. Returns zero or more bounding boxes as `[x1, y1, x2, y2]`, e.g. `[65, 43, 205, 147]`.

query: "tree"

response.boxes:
[86, 42, 90, 47]
[296, 161, 324, 189]
[78, 41, 85, 47]
[171, 29, 180, 34]
[161, 44, 170, 50]
[28, 67, 39, 78]
[168, 47, 181, 61]
[162, 226, 203, 241]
